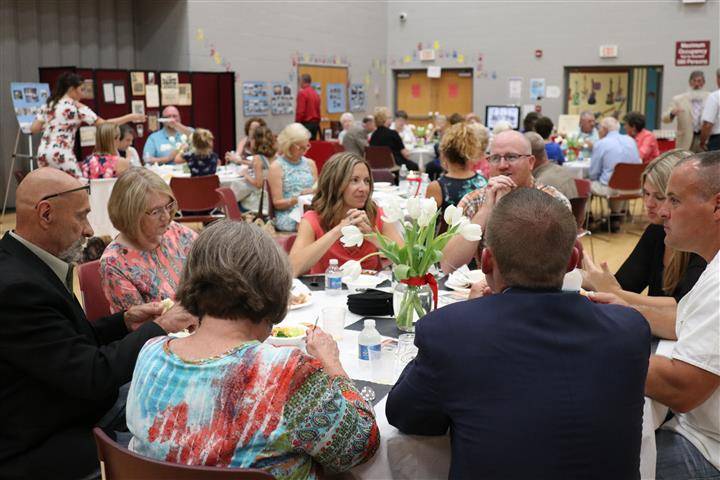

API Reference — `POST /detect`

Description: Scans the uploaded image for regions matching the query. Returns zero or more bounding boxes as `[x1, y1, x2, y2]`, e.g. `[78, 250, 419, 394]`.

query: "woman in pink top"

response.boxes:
[100, 168, 198, 313]
[289, 153, 404, 277]
[81, 123, 130, 179]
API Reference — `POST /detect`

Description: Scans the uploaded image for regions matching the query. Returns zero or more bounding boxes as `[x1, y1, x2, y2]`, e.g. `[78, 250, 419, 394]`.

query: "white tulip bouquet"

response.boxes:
[339, 196, 482, 331]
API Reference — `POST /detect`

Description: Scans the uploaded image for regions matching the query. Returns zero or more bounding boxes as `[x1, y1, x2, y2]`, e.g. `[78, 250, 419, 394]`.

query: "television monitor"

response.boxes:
[485, 105, 521, 131]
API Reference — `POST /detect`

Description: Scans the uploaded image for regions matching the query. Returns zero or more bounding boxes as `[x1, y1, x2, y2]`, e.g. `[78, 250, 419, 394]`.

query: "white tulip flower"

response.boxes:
[180, 134, 188, 143]
[340, 225, 364, 248]
[340, 260, 362, 281]
[417, 198, 438, 227]
[459, 222, 483, 241]
[406, 197, 421, 220]
[443, 204, 465, 227]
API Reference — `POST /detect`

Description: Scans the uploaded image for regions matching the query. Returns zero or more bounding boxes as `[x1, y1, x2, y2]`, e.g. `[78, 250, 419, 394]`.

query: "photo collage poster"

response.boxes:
[349, 83, 366, 112]
[270, 82, 294, 115]
[242, 81, 270, 116]
[326, 83, 346, 113]
[11, 82, 51, 134]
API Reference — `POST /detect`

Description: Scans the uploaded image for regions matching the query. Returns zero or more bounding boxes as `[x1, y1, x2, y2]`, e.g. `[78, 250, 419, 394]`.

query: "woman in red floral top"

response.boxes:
[30, 72, 144, 177]
[81, 123, 130, 179]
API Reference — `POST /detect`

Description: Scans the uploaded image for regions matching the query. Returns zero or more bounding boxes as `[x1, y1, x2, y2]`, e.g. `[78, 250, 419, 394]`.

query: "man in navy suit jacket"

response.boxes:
[386, 188, 651, 480]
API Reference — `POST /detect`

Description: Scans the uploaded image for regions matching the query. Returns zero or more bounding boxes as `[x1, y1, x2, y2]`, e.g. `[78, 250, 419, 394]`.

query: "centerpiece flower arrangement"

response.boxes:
[339, 197, 482, 332]
[555, 133, 586, 161]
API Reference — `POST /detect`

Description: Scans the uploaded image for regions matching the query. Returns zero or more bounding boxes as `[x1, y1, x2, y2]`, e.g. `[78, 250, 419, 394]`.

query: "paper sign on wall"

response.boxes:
[448, 83, 459, 98]
[160, 73, 179, 105]
[147, 113, 159, 132]
[349, 83, 366, 112]
[178, 83, 192, 106]
[102, 83, 114, 103]
[508, 77, 522, 99]
[427, 66, 442, 78]
[271, 82, 293, 115]
[326, 83, 346, 113]
[81, 79, 94, 100]
[529, 78, 546, 100]
[145, 84, 159, 108]
[411, 84, 421, 98]
[557, 115, 581, 135]
[242, 81, 269, 116]
[546, 86, 561, 99]
[131, 100, 145, 116]
[114, 85, 126, 104]
[130, 72, 145, 96]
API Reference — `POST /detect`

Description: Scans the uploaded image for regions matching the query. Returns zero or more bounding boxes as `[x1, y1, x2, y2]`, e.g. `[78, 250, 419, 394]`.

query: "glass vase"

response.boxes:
[393, 282, 433, 333]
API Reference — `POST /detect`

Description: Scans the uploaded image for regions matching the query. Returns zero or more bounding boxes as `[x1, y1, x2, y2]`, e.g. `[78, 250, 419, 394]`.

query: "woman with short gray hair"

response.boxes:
[126, 221, 379, 477]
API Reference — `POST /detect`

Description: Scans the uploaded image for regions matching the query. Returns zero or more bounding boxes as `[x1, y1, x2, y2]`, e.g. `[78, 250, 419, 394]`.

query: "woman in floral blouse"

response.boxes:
[126, 221, 379, 479]
[30, 72, 144, 178]
[100, 168, 197, 313]
[81, 123, 130, 179]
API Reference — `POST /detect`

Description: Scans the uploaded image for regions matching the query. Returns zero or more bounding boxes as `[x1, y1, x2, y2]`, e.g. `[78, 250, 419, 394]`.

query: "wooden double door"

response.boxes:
[395, 68, 473, 124]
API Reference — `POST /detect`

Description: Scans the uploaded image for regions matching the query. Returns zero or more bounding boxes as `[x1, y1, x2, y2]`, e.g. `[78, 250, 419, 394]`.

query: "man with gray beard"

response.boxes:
[0, 168, 196, 479]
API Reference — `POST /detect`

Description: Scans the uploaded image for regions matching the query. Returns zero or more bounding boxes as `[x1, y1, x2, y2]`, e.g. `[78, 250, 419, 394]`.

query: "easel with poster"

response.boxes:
[2, 82, 50, 232]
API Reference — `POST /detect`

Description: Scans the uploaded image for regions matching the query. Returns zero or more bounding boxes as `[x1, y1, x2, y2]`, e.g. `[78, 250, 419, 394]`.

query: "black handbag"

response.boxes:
[346, 289, 394, 316]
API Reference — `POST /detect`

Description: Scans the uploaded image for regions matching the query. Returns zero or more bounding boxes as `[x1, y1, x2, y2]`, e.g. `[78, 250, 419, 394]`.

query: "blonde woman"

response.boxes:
[100, 168, 198, 313]
[81, 123, 129, 179]
[583, 149, 707, 339]
[289, 152, 404, 277]
[267, 123, 318, 232]
[426, 123, 487, 211]
[174, 128, 218, 177]
[468, 122, 491, 178]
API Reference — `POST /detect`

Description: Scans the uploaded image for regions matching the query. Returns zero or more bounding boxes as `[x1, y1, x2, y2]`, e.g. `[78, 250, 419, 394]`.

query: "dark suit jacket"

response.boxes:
[0, 233, 165, 479]
[386, 287, 651, 480]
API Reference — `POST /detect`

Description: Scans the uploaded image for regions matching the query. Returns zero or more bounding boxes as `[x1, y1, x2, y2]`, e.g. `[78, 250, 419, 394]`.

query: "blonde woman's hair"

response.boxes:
[276, 123, 310, 157]
[311, 152, 376, 231]
[440, 123, 479, 167]
[94, 123, 119, 156]
[373, 106, 390, 127]
[467, 122, 490, 155]
[191, 128, 214, 156]
[641, 149, 695, 294]
[108, 167, 177, 241]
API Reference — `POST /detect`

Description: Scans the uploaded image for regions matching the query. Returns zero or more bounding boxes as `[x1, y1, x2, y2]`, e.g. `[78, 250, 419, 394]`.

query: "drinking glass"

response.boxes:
[396, 333, 418, 372]
[322, 306, 346, 340]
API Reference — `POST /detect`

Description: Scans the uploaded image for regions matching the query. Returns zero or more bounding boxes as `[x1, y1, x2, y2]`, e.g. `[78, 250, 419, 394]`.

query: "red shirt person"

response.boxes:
[295, 73, 322, 140]
[624, 111, 660, 163]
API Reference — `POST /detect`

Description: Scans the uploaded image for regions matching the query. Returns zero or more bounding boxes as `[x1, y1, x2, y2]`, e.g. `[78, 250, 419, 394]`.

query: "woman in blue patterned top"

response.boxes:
[126, 221, 379, 479]
[175, 128, 218, 177]
[267, 123, 318, 231]
[426, 122, 488, 212]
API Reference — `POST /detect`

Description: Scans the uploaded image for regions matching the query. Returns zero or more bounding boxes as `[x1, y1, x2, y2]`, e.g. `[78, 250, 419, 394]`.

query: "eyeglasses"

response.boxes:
[145, 200, 177, 218]
[35, 184, 91, 208]
[293, 143, 311, 152]
[487, 153, 530, 165]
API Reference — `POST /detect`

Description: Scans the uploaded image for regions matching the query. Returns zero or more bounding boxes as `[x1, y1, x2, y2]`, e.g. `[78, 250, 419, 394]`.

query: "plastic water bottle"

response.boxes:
[358, 319, 382, 362]
[420, 173, 430, 198]
[398, 164, 409, 195]
[325, 259, 342, 295]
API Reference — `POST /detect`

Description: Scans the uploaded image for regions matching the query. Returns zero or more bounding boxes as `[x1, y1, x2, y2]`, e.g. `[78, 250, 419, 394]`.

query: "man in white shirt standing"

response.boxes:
[647, 151, 720, 478]
[700, 69, 720, 152]
[663, 71, 710, 152]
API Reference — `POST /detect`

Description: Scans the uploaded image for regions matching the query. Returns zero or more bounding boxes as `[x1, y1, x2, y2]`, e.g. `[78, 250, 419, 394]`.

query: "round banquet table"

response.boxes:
[408, 145, 436, 172]
[562, 158, 591, 179]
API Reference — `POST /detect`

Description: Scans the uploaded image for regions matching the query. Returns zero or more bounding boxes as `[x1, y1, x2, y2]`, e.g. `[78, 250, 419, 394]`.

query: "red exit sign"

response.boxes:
[676, 40, 710, 66]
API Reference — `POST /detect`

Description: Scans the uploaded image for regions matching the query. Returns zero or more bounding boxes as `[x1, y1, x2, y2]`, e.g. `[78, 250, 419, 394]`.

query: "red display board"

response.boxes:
[38, 67, 236, 165]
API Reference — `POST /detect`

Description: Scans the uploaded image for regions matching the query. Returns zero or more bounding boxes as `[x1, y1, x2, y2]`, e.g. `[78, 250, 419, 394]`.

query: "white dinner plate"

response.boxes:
[374, 182, 392, 188]
[288, 293, 313, 310]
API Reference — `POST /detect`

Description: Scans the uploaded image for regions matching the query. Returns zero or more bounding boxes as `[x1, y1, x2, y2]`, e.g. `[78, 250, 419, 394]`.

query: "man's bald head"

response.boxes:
[15, 168, 93, 259]
[162, 106, 180, 120]
[16, 168, 82, 218]
[492, 130, 532, 155]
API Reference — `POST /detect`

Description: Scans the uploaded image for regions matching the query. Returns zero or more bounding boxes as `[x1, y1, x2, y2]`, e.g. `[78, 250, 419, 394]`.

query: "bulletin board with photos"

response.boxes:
[38, 67, 236, 161]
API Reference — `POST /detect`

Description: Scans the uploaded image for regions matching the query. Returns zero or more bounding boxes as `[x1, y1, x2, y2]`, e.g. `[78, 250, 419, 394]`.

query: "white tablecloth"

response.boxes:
[562, 159, 592, 179]
[408, 145, 436, 172]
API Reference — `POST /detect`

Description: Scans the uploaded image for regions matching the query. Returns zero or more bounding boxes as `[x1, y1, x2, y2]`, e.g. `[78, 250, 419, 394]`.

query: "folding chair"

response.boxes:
[169, 175, 224, 224]
[77, 259, 111, 322]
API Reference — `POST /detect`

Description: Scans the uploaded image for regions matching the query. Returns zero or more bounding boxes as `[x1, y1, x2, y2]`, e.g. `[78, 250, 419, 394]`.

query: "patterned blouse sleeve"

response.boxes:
[35, 104, 48, 123]
[174, 223, 199, 254]
[285, 365, 380, 473]
[101, 253, 147, 313]
[77, 102, 98, 126]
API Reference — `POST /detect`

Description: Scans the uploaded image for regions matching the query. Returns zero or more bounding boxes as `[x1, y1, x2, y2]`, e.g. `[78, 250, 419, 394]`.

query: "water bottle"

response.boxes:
[358, 319, 382, 362]
[398, 164, 409, 195]
[325, 259, 342, 295]
[420, 173, 430, 198]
